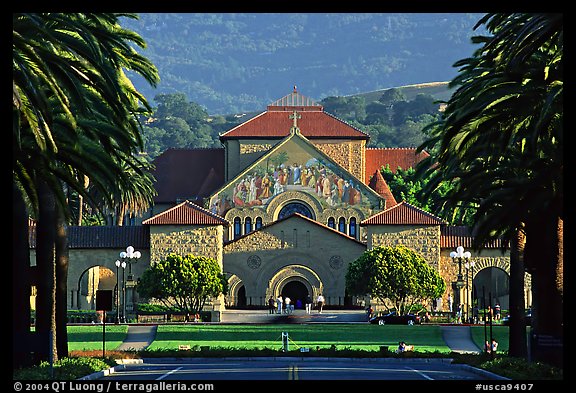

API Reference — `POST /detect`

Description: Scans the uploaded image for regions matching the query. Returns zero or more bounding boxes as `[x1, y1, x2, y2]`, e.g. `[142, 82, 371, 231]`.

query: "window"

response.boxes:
[327, 217, 336, 229]
[349, 217, 357, 238]
[245, 217, 252, 234]
[255, 217, 263, 230]
[234, 217, 241, 238]
[338, 217, 346, 234]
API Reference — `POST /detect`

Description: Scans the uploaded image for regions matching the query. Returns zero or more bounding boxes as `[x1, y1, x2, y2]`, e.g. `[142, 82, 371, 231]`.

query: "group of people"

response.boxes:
[267, 293, 325, 314]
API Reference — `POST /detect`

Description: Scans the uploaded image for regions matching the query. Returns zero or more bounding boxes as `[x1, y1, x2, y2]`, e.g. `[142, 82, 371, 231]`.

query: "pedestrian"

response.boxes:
[472, 304, 479, 324]
[448, 294, 453, 313]
[305, 294, 313, 314]
[268, 296, 275, 314]
[456, 303, 462, 324]
[276, 295, 283, 314]
[317, 293, 325, 313]
[494, 303, 501, 321]
[284, 296, 292, 314]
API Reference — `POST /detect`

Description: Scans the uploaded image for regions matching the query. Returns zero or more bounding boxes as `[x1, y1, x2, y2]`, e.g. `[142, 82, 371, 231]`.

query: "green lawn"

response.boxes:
[148, 324, 452, 353]
[67, 325, 129, 351]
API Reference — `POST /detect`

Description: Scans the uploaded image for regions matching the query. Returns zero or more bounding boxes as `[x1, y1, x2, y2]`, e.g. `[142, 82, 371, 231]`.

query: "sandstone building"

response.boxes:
[29, 88, 531, 320]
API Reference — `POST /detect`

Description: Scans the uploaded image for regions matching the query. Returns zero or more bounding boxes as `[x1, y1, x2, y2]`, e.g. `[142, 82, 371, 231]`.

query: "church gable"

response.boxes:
[209, 131, 384, 218]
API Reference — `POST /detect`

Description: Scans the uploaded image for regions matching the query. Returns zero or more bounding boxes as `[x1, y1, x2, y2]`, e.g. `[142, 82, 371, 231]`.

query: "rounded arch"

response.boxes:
[473, 266, 510, 310]
[268, 264, 323, 301]
[278, 202, 314, 220]
[226, 273, 245, 307]
[76, 265, 117, 310]
[266, 191, 323, 221]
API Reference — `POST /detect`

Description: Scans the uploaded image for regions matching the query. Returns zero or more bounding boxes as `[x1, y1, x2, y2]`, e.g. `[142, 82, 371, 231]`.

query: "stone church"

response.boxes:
[30, 88, 530, 320]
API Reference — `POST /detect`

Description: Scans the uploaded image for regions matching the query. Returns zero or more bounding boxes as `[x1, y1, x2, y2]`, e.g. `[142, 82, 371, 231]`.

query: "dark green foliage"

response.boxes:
[346, 245, 446, 314]
[137, 253, 228, 314]
[12, 356, 116, 380]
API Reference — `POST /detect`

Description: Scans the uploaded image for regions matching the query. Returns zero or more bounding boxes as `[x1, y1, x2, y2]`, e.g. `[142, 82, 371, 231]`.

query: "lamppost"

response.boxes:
[450, 246, 471, 322]
[119, 246, 141, 320]
[120, 261, 127, 322]
[465, 259, 476, 324]
[114, 260, 122, 324]
[119, 246, 141, 280]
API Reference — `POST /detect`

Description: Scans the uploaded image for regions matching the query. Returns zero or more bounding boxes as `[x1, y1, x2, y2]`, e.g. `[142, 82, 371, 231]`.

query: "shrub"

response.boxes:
[479, 357, 563, 380]
[13, 357, 116, 380]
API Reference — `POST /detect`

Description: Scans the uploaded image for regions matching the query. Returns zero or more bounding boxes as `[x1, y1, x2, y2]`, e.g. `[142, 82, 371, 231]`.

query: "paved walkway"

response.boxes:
[115, 310, 481, 353]
[116, 324, 157, 351]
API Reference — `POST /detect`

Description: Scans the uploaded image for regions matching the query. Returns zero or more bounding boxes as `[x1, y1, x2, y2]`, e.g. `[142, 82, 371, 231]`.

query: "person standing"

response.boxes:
[494, 303, 501, 321]
[448, 294, 453, 313]
[276, 295, 283, 314]
[284, 296, 291, 314]
[317, 293, 325, 313]
[268, 297, 275, 314]
[305, 294, 313, 314]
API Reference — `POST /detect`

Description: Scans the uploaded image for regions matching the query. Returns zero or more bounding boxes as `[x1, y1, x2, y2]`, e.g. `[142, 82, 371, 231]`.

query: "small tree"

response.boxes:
[346, 245, 445, 315]
[137, 253, 228, 315]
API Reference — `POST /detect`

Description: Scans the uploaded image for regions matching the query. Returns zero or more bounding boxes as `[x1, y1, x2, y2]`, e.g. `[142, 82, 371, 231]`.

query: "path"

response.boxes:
[116, 324, 157, 351]
[440, 325, 482, 354]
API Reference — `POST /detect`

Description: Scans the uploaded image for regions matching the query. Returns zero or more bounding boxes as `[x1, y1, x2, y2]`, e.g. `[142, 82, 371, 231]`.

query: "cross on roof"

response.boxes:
[289, 110, 301, 135]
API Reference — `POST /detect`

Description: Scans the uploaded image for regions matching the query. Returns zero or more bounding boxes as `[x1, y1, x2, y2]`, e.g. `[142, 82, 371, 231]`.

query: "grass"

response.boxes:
[147, 324, 452, 353]
[66, 325, 129, 351]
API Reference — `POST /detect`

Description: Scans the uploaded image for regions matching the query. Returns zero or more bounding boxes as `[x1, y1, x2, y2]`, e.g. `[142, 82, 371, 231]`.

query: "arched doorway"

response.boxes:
[474, 267, 510, 310]
[76, 265, 116, 310]
[281, 280, 308, 309]
[236, 285, 247, 307]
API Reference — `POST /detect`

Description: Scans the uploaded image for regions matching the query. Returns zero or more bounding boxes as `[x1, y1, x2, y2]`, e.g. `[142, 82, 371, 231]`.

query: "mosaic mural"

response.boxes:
[209, 137, 379, 217]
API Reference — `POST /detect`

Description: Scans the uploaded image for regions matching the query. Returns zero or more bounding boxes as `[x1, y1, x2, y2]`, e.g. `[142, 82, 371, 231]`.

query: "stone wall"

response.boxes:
[366, 224, 441, 270]
[223, 215, 366, 306]
[149, 225, 224, 267]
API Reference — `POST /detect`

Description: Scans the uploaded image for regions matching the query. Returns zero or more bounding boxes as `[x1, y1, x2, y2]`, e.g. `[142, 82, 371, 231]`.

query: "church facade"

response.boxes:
[30, 89, 531, 319]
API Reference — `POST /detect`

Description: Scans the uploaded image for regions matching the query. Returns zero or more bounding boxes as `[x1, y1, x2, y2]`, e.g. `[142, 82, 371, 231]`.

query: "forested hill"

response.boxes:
[122, 13, 486, 115]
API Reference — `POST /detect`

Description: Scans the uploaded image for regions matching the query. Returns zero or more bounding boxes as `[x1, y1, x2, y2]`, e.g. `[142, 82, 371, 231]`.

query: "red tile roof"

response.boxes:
[361, 201, 445, 225]
[440, 225, 507, 249]
[142, 200, 229, 226]
[367, 170, 397, 208]
[151, 148, 225, 204]
[365, 148, 429, 183]
[219, 110, 369, 140]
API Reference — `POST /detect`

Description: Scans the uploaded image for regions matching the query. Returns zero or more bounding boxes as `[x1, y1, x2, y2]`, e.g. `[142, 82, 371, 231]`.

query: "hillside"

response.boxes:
[122, 13, 485, 115]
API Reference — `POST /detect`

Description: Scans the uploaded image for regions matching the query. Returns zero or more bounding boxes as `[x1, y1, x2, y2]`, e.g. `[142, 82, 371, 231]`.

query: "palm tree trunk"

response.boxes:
[55, 204, 69, 358]
[35, 180, 58, 363]
[13, 182, 32, 368]
[524, 214, 563, 367]
[508, 224, 527, 358]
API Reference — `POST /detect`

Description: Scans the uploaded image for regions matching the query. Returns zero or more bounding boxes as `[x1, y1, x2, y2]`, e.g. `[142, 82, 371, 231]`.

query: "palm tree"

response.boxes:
[13, 13, 159, 367]
[416, 13, 562, 365]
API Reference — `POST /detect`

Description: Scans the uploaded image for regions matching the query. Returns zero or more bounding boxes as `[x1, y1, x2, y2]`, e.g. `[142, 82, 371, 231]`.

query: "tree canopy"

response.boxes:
[137, 253, 228, 315]
[346, 245, 445, 315]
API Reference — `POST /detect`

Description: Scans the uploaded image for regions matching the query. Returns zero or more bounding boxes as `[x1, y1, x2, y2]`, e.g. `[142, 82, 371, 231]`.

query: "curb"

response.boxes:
[77, 360, 144, 381]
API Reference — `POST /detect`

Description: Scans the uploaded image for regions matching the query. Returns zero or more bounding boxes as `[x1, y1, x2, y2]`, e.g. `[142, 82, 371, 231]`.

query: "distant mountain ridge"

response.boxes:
[122, 13, 484, 115]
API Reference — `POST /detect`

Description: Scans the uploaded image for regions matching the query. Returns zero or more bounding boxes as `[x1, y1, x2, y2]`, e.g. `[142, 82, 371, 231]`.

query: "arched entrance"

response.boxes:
[76, 265, 116, 310]
[474, 267, 510, 310]
[236, 285, 247, 306]
[281, 280, 309, 309]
